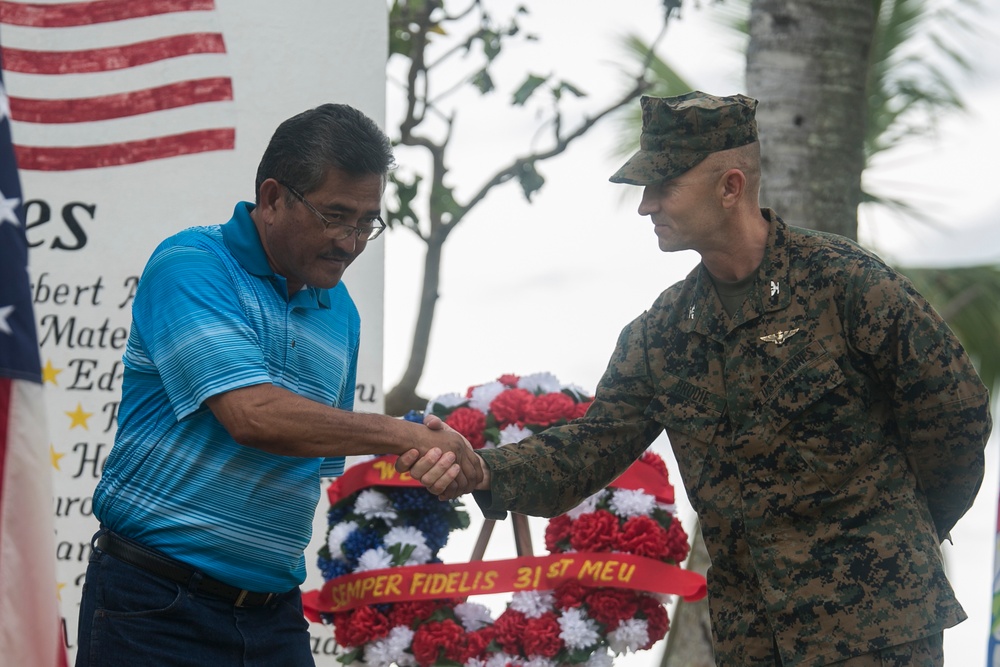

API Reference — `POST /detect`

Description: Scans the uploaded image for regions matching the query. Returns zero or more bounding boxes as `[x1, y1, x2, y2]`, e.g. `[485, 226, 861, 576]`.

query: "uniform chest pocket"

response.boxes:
[757, 341, 866, 493]
[757, 341, 845, 434]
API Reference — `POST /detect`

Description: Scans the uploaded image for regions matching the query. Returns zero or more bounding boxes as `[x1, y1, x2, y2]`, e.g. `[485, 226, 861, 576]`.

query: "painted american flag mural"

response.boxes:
[0, 1, 388, 660]
[1, 0, 235, 171]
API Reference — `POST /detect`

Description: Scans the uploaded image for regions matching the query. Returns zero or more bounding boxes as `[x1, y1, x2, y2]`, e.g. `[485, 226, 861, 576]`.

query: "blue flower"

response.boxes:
[317, 555, 352, 581]
[342, 526, 384, 564]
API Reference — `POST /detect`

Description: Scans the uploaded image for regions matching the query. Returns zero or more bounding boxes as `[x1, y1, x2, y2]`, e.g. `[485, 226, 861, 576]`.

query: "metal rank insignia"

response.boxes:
[760, 328, 800, 346]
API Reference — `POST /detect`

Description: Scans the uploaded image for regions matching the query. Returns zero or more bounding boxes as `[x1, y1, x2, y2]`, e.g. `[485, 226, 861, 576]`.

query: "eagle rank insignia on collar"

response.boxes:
[760, 328, 800, 346]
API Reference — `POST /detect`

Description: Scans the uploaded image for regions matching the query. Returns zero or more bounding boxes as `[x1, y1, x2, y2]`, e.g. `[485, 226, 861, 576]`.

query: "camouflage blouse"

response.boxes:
[477, 210, 992, 666]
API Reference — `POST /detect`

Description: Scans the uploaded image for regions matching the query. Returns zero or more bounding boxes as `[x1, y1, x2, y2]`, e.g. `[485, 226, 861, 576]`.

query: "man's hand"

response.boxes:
[396, 415, 488, 500]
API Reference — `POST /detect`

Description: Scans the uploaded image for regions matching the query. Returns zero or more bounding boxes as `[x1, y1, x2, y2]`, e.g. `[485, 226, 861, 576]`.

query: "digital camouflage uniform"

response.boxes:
[474, 92, 992, 667]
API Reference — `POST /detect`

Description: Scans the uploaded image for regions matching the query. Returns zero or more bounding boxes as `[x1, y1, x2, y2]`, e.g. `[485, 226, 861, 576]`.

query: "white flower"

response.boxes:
[499, 423, 534, 445]
[510, 590, 555, 618]
[454, 602, 495, 631]
[485, 653, 521, 667]
[356, 546, 394, 572]
[354, 489, 398, 521]
[561, 383, 591, 401]
[327, 520, 358, 560]
[657, 501, 678, 515]
[608, 618, 649, 654]
[558, 607, 601, 651]
[523, 658, 556, 667]
[517, 372, 562, 394]
[567, 490, 607, 520]
[464, 660, 487, 667]
[427, 392, 467, 415]
[609, 488, 656, 518]
[384, 526, 432, 565]
[364, 626, 416, 667]
[583, 648, 614, 667]
[469, 381, 506, 412]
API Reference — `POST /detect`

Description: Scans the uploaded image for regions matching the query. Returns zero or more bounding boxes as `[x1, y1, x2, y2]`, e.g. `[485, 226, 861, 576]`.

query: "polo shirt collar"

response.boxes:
[220, 201, 332, 309]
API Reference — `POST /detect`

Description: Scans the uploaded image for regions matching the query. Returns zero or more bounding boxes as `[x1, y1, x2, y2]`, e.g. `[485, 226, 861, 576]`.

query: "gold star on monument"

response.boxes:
[65, 403, 93, 430]
[57, 582, 67, 601]
[50, 444, 65, 470]
[42, 359, 63, 386]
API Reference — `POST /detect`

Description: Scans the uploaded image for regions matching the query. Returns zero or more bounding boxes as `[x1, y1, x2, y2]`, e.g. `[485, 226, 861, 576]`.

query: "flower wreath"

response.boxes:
[306, 372, 698, 667]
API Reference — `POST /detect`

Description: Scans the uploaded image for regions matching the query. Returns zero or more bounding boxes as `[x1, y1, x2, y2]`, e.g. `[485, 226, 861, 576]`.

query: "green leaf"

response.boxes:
[512, 74, 548, 106]
[480, 29, 502, 61]
[337, 647, 362, 665]
[556, 80, 587, 99]
[387, 172, 422, 231]
[429, 182, 461, 224]
[515, 161, 545, 201]
[449, 507, 471, 531]
[471, 68, 495, 94]
[386, 542, 417, 566]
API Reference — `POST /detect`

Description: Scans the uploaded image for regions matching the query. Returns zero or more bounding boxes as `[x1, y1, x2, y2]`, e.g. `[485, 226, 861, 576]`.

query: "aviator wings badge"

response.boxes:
[760, 328, 800, 346]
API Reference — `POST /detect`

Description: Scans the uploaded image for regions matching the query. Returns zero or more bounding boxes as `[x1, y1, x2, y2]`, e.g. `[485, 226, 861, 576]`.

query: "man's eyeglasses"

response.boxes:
[279, 182, 385, 241]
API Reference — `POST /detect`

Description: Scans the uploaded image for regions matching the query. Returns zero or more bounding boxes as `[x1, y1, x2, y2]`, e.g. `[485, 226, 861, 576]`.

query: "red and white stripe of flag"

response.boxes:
[0, 0, 235, 171]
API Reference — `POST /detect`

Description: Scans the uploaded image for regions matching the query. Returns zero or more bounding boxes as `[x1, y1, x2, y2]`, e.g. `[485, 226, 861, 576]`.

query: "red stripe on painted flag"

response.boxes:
[9, 77, 233, 123]
[1, 33, 226, 74]
[13, 128, 235, 170]
[0, 0, 215, 27]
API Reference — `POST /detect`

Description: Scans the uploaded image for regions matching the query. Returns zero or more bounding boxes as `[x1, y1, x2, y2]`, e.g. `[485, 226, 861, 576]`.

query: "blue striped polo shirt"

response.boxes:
[94, 202, 358, 592]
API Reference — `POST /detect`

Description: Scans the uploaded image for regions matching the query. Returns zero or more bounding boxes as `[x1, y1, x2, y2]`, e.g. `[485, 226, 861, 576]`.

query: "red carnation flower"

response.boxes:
[665, 519, 691, 564]
[554, 580, 589, 609]
[617, 515, 669, 559]
[445, 407, 486, 449]
[492, 609, 528, 654]
[523, 612, 565, 657]
[412, 619, 465, 667]
[332, 605, 390, 647]
[584, 588, 639, 631]
[638, 595, 670, 647]
[568, 509, 620, 552]
[523, 392, 577, 427]
[387, 600, 446, 628]
[489, 388, 535, 426]
[459, 626, 496, 662]
[544, 514, 573, 553]
[497, 374, 520, 387]
[571, 399, 593, 419]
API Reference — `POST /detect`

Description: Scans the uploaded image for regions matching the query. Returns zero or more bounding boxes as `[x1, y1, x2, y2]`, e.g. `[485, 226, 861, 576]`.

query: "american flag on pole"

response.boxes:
[0, 47, 68, 666]
[0, 0, 235, 171]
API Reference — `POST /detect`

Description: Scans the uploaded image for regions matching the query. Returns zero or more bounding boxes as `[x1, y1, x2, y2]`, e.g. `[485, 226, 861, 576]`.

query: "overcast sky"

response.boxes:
[378, 2, 1000, 665]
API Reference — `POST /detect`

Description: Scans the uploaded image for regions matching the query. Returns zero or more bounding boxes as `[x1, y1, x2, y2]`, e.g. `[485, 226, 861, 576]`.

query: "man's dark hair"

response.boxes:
[254, 103, 395, 203]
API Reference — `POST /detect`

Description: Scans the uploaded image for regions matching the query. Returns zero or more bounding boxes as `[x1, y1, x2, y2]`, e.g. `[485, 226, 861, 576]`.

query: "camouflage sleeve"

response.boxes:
[475, 313, 665, 519]
[849, 262, 992, 540]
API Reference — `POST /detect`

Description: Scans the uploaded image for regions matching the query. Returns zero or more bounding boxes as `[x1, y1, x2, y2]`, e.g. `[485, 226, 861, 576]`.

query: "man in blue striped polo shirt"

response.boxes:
[77, 104, 482, 667]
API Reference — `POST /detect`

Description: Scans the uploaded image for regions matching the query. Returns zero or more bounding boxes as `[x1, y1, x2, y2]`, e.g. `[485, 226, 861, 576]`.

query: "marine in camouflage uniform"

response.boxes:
[471, 93, 992, 666]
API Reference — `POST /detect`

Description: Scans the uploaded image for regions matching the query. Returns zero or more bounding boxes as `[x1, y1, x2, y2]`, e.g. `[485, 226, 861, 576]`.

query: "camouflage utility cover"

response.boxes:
[609, 91, 759, 186]
[477, 210, 991, 666]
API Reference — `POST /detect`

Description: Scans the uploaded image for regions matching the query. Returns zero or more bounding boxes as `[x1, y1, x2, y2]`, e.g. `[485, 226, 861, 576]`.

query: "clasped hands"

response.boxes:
[396, 414, 489, 500]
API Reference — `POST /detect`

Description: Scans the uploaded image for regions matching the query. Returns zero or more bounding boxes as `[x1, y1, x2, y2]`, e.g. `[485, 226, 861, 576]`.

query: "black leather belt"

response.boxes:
[95, 531, 281, 608]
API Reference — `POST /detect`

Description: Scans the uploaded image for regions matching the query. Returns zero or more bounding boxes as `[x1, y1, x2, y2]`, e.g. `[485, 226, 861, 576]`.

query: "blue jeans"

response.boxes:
[76, 533, 315, 666]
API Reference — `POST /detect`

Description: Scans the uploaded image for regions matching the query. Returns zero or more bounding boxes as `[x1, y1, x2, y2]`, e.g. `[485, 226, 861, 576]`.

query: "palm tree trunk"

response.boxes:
[747, 0, 875, 239]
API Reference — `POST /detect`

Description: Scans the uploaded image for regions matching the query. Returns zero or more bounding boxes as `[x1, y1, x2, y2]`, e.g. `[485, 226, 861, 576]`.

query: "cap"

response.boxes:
[609, 91, 759, 185]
